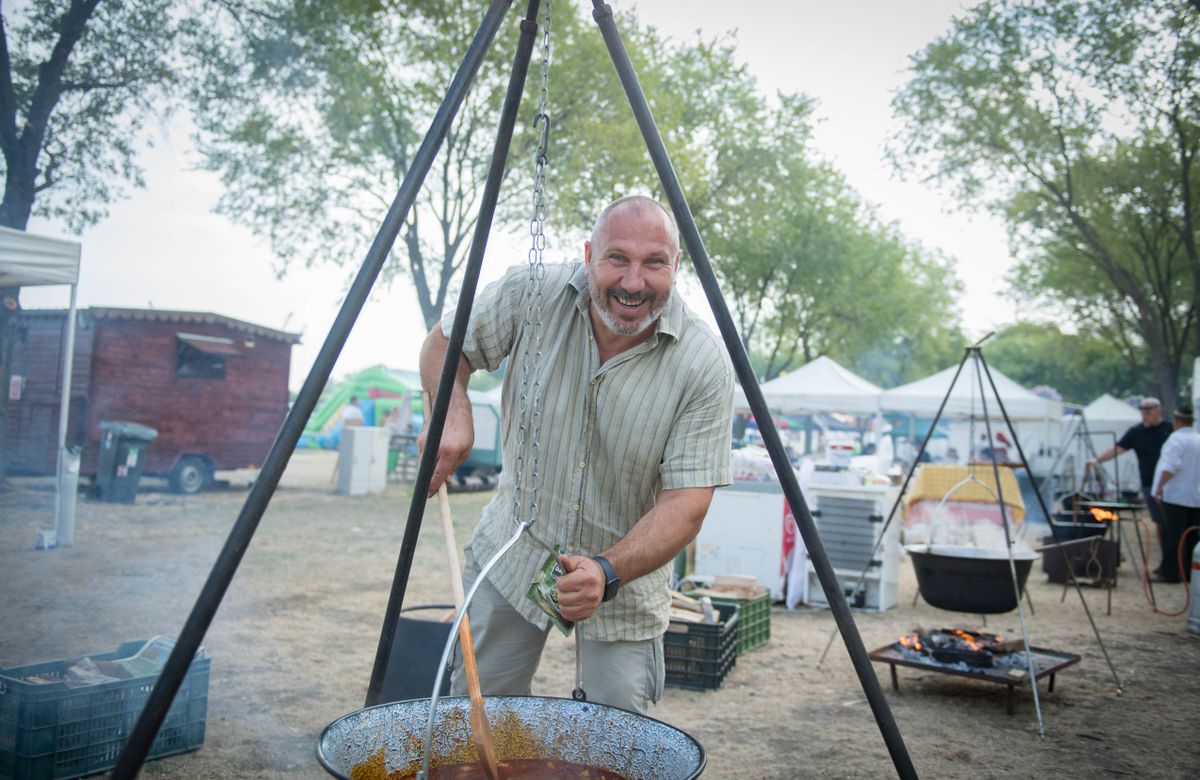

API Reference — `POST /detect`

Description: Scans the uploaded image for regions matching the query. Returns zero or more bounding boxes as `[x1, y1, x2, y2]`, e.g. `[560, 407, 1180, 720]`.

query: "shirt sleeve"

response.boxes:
[1117, 426, 1137, 451]
[659, 353, 734, 491]
[440, 265, 529, 373]
[1157, 432, 1182, 474]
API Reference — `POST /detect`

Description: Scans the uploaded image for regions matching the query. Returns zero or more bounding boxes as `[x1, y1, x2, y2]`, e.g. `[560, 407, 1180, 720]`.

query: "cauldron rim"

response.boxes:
[316, 694, 706, 780]
[904, 543, 1039, 561]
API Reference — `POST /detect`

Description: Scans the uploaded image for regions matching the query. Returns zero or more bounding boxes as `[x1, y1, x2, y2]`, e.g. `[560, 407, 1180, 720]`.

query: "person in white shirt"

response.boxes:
[1152, 405, 1200, 583]
[339, 395, 365, 427]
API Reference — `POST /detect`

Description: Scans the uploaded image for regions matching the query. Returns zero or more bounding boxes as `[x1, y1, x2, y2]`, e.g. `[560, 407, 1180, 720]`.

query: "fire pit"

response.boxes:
[870, 628, 1080, 715]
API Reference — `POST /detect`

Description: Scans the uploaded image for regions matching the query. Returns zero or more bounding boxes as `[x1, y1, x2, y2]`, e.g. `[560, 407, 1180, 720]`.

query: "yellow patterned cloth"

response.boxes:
[903, 464, 1024, 524]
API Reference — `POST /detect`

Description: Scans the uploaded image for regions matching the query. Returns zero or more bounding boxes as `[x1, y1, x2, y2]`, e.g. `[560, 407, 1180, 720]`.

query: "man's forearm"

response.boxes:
[418, 324, 476, 494]
[420, 324, 473, 401]
[604, 487, 714, 584]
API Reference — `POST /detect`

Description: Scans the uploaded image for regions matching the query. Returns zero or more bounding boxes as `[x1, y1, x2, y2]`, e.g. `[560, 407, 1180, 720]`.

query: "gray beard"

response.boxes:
[588, 283, 670, 337]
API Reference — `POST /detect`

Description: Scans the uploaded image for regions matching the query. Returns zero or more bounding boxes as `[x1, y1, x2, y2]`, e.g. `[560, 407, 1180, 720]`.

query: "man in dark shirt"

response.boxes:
[1089, 397, 1174, 577]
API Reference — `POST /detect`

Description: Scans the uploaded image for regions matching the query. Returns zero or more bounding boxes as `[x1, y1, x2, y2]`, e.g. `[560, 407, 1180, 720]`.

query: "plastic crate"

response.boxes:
[706, 590, 771, 654]
[664, 603, 739, 691]
[0, 638, 209, 780]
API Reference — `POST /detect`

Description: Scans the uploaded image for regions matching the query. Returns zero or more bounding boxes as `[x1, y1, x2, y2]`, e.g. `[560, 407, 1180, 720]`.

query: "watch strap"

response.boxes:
[592, 555, 620, 602]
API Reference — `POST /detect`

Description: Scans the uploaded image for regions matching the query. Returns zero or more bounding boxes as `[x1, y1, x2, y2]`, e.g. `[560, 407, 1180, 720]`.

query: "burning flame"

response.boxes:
[1090, 507, 1119, 522]
[898, 632, 924, 652]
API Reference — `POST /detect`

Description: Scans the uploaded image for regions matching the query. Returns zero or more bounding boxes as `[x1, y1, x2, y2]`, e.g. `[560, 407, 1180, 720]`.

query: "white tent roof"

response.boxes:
[1082, 393, 1139, 424]
[880, 362, 1062, 420]
[734, 355, 882, 414]
[0, 225, 81, 287]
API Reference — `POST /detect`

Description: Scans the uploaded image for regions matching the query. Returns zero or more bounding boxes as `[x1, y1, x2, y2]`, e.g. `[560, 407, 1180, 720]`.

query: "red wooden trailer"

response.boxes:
[6, 306, 300, 492]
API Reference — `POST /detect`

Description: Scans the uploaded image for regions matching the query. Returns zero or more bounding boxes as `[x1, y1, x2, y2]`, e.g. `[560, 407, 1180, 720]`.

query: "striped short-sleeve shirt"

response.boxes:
[443, 261, 733, 641]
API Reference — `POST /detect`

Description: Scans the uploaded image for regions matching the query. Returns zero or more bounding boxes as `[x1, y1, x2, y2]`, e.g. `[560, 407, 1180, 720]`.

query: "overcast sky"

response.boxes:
[22, 0, 1008, 391]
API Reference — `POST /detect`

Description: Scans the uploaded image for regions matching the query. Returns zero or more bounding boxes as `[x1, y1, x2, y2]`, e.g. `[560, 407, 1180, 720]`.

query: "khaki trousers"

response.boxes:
[450, 547, 665, 714]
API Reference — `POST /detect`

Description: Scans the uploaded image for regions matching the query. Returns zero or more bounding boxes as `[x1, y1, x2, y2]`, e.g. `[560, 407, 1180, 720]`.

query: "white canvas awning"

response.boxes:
[733, 355, 883, 414]
[0, 226, 81, 286]
[0, 225, 83, 547]
[880, 362, 1062, 421]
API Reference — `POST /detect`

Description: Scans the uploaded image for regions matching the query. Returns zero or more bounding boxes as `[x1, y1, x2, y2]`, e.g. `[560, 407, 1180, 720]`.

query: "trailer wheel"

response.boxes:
[169, 456, 211, 494]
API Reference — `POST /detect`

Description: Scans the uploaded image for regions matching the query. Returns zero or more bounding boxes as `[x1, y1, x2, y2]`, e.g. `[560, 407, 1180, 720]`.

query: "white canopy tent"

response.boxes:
[0, 225, 82, 546]
[881, 361, 1064, 476]
[733, 354, 883, 414]
[880, 362, 1062, 420]
[1075, 393, 1141, 491]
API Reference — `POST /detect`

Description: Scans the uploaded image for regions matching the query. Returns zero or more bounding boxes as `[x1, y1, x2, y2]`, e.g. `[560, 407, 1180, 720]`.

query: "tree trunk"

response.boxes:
[0, 172, 33, 489]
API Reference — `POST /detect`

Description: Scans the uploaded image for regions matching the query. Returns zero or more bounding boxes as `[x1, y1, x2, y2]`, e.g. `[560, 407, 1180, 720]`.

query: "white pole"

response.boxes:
[53, 284, 79, 547]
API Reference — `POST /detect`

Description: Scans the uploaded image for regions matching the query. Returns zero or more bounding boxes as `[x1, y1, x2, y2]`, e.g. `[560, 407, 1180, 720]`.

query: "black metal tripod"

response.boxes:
[113, 3, 917, 777]
[815, 340, 1123, 729]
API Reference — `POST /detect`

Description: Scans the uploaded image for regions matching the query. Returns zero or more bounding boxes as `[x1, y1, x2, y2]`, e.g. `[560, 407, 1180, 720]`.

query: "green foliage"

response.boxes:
[190, 1, 761, 329]
[701, 91, 964, 385]
[891, 0, 1199, 404]
[985, 321, 1151, 404]
[0, 0, 191, 230]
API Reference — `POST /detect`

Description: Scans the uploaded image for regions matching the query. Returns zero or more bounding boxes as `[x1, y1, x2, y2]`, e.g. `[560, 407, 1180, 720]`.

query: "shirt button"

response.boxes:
[567, 545, 576, 553]
[573, 504, 581, 512]
[577, 461, 585, 469]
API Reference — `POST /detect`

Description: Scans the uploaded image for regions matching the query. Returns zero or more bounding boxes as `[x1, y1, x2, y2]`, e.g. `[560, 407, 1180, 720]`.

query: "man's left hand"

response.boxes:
[555, 555, 605, 622]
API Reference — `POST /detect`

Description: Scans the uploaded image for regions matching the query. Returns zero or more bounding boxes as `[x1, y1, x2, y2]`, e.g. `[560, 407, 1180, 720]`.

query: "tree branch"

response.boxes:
[0, 11, 19, 153]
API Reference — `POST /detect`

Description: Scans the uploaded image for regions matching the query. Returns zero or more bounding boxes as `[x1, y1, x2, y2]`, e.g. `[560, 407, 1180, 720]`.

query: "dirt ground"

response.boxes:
[2, 449, 1199, 779]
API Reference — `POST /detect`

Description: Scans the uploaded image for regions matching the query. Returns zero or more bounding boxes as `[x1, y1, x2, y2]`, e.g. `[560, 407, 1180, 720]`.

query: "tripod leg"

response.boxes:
[110, 5, 517, 776]
[369, 0, 540, 707]
[589, 5, 917, 778]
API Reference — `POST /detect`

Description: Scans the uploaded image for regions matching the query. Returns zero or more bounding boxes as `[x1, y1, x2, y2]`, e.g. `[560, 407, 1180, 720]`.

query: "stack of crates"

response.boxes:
[0, 638, 209, 780]
[663, 603, 740, 690]
[704, 588, 771, 655]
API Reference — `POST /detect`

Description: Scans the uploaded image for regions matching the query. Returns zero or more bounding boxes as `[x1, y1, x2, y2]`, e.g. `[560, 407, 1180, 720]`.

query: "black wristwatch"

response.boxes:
[592, 555, 620, 602]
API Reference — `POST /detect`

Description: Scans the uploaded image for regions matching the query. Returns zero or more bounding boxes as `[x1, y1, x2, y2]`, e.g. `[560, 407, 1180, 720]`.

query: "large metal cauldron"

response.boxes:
[907, 544, 1039, 614]
[318, 695, 705, 779]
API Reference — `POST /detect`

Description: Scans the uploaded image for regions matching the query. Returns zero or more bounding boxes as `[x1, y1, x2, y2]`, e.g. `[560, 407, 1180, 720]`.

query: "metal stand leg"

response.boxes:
[1129, 514, 1157, 608]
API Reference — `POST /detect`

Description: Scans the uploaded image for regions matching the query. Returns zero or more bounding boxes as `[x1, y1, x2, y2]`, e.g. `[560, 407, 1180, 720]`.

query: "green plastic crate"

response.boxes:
[704, 590, 771, 654]
[0, 638, 209, 780]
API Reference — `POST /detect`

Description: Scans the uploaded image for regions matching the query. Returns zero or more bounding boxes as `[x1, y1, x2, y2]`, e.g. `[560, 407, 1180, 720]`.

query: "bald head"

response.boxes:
[590, 196, 680, 254]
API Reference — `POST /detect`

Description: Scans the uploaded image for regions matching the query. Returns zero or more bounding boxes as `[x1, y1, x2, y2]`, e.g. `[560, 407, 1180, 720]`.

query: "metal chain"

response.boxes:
[511, 0, 552, 533]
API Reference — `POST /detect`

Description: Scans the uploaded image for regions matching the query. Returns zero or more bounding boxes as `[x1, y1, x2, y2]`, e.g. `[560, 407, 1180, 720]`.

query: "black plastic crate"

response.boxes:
[0, 638, 209, 780]
[664, 603, 739, 691]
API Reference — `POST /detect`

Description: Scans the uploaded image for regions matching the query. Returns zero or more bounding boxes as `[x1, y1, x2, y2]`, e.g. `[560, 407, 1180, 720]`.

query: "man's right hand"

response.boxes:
[418, 396, 474, 497]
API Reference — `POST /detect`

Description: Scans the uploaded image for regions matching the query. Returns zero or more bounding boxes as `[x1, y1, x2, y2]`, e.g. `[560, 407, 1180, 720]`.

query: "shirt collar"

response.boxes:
[568, 261, 684, 342]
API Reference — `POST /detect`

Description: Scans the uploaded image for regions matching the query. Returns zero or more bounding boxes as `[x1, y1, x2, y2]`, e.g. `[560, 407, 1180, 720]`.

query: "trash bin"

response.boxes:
[96, 421, 158, 503]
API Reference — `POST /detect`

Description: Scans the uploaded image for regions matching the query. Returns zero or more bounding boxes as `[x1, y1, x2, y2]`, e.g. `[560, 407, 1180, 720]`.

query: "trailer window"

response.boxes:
[176, 333, 240, 379]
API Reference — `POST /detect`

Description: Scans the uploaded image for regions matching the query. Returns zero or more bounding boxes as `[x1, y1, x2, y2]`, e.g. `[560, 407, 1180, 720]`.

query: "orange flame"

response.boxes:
[1090, 508, 1119, 522]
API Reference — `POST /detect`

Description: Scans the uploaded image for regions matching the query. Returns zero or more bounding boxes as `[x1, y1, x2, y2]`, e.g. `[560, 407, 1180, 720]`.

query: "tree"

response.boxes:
[891, 0, 1198, 404]
[190, 1, 758, 330]
[986, 321, 1150, 404]
[700, 91, 963, 385]
[0, 0, 191, 484]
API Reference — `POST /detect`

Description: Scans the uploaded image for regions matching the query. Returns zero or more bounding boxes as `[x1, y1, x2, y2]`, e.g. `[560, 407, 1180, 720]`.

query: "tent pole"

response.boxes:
[53, 282, 78, 547]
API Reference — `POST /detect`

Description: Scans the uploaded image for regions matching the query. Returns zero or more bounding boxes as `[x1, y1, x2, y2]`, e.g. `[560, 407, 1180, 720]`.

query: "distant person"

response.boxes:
[1089, 397, 1173, 576]
[339, 395, 365, 427]
[1153, 405, 1200, 583]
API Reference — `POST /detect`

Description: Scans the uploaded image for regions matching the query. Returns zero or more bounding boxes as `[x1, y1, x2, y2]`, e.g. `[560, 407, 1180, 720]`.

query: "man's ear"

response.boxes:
[584, 241, 593, 268]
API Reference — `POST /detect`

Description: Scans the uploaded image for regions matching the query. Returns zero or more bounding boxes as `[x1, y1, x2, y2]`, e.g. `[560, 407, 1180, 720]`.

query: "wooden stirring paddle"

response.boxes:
[437, 476, 501, 779]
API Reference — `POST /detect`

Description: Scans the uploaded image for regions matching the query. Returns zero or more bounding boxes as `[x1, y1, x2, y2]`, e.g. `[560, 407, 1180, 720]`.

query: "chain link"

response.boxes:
[512, 0, 552, 534]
